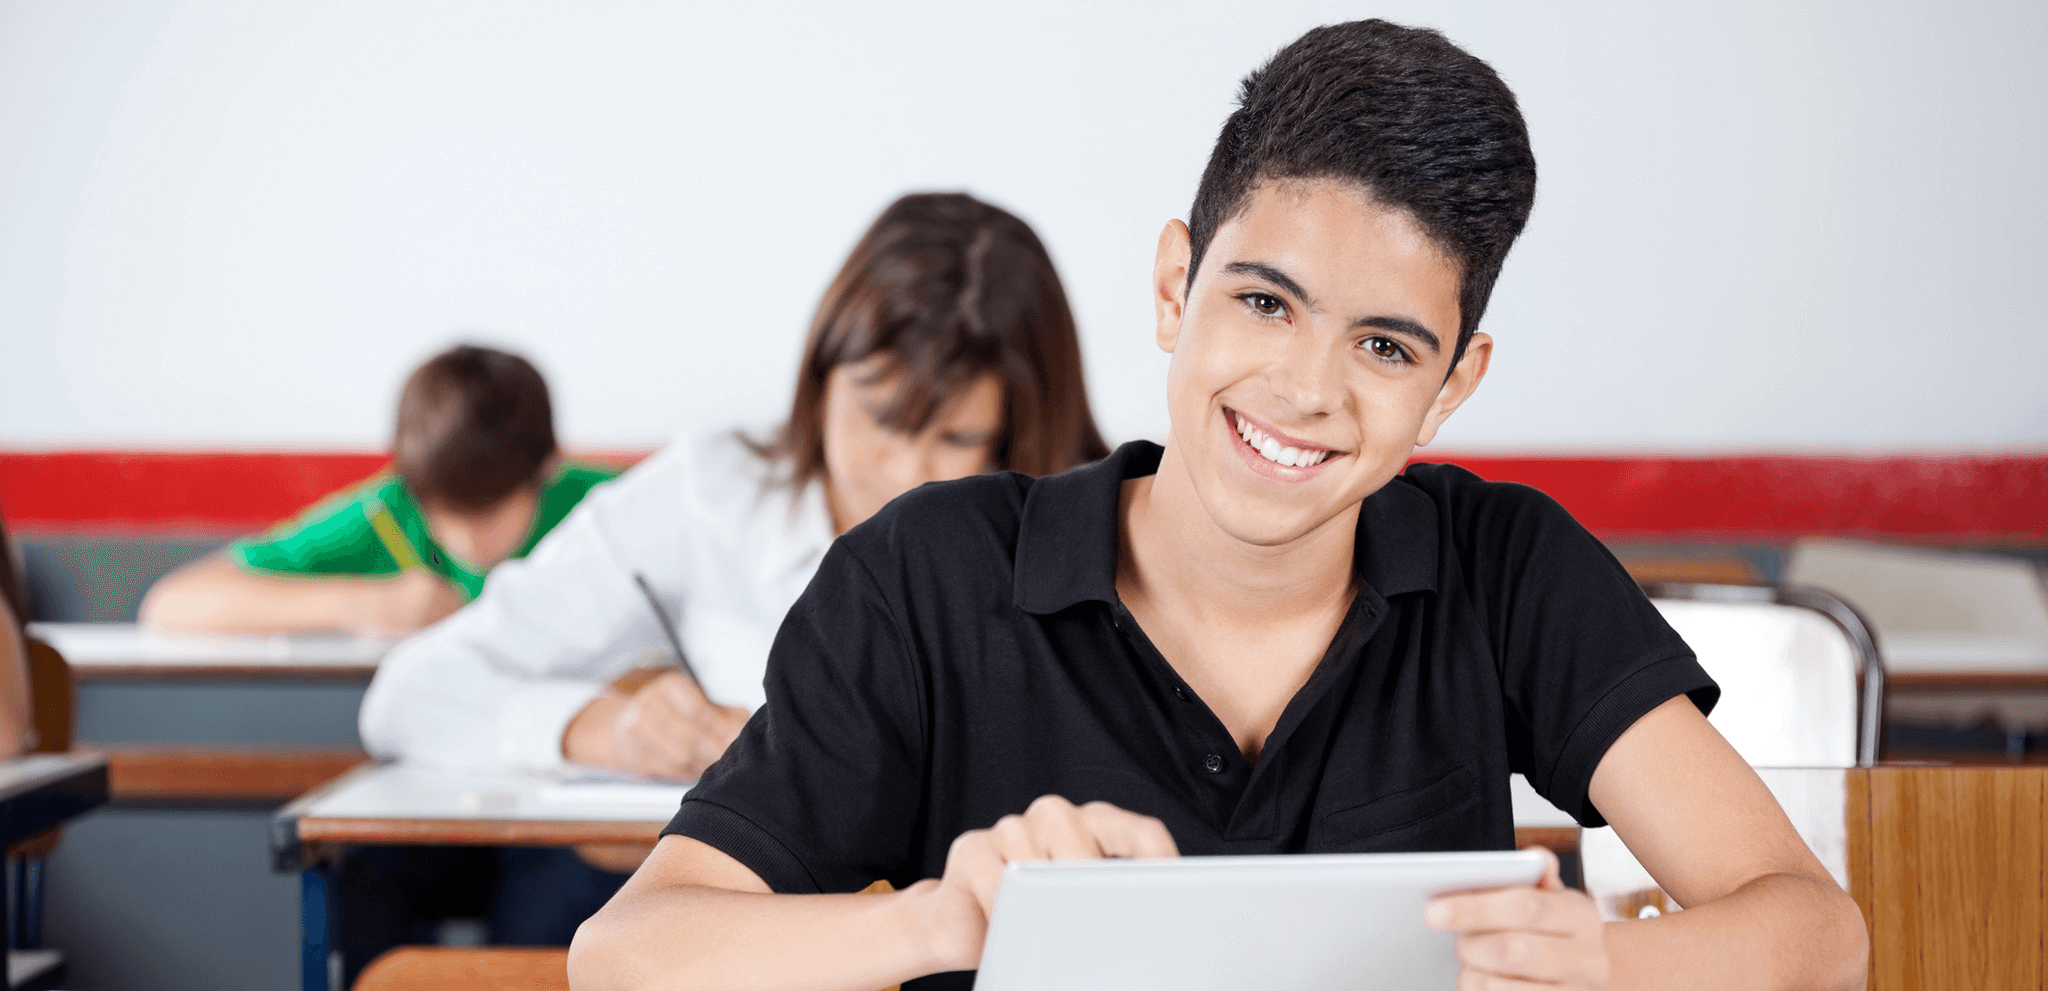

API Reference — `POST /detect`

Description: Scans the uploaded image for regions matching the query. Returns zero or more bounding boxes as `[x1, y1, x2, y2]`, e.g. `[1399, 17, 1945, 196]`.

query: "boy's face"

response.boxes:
[424, 486, 540, 571]
[1153, 179, 1490, 548]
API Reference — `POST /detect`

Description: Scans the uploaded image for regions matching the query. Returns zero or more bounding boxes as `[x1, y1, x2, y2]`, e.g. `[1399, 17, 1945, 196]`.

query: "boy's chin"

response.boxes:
[1200, 494, 1351, 550]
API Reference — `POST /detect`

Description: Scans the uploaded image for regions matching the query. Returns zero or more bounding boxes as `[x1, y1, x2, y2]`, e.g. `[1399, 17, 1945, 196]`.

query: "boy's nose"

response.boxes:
[1267, 333, 1342, 417]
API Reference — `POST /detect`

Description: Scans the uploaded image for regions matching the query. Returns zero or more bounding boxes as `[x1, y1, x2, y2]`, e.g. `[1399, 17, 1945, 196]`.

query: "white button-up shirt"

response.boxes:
[358, 429, 836, 773]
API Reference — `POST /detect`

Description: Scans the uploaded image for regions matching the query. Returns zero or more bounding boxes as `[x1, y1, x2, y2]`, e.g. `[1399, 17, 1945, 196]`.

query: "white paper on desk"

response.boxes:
[535, 766, 693, 809]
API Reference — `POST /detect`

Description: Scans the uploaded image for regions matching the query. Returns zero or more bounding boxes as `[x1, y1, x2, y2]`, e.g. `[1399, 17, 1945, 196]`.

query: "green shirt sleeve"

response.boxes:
[229, 476, 409, 578]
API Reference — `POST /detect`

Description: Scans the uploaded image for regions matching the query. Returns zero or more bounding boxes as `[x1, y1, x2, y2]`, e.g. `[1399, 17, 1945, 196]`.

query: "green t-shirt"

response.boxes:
[229, 463, 620, 600]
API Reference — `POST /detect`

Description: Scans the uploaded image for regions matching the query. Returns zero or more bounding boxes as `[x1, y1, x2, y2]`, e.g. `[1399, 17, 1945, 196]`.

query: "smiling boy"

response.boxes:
[571, 20, 1867, 991]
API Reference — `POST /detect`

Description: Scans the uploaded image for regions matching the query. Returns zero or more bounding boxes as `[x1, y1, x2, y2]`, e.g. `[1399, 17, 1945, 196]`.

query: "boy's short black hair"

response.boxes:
[394, 344, 556, 511]
[1188, 19, 1538, 369]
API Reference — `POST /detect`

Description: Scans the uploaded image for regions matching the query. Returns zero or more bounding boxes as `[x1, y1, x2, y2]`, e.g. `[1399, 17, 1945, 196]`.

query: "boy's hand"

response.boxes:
[350, 568, 465, 634]
[564, 671, 749, 781]
[1426, 846, 1610, 990]
[906, 795, 1178, 973]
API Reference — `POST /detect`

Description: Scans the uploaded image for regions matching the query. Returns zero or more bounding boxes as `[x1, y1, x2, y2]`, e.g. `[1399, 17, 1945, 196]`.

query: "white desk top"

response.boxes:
[285, 763, 688, 825]
[0, 752, 108, 804]
[1882, 633, 2048, 672]
[27, 622, 395, 678]
[284, 763, 1568, 830]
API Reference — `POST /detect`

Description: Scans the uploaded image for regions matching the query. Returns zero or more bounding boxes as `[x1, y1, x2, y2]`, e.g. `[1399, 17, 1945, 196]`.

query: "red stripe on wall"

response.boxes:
[1427, 454, 2047, 541]
[0, 450, 648, 536]
[0, 449, 2042, 540]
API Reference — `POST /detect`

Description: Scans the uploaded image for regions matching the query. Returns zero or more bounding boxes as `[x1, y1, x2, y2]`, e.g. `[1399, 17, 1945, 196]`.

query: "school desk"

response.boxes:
[28, 622, 384, 802]
[261, 764, 1622, 991]
[287, 763, 2048, 991]
[0, 753, 109, 988]
[273, 763, 688, 991]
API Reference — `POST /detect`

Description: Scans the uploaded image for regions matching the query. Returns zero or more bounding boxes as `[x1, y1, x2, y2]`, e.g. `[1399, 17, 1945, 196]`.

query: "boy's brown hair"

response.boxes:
[393, 345, 556, 511]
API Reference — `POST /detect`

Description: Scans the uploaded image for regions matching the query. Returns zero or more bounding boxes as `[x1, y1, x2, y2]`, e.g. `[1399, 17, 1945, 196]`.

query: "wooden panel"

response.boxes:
[1865, 766, 2047, 990]
[1844, 768, 1873, 935]
[1887, 672, 2048, 691]
[1513, 826, 1579, 855]
[89, 745, 365, 803]
[298, 816, 663, 848]
[1619, 556, 1761, 586]
[22, 638, 75, 752]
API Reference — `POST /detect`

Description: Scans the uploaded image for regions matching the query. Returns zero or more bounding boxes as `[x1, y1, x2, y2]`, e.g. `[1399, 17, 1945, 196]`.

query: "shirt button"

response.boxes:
[1173, 686, 1190, 702]
[1203, 754, 1225, 774]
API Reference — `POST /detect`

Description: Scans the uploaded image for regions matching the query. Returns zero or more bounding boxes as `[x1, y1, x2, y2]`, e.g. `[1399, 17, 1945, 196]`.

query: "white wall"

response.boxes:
[2, 0, 2044, 453]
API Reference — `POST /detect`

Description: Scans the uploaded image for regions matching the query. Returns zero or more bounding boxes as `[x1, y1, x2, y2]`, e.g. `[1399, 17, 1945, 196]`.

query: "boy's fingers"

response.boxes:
[989, 814, 1046, 863]
[1455, 969, 1553, 991]
[1078, 801, 1178, 858]
[1024, 796, 1102, 859]
[1456, 931, 1579, 984]
[1524, 845, 1564, 890]
[1427, 887, 1579, 936]
[946, 833, 1005, 919]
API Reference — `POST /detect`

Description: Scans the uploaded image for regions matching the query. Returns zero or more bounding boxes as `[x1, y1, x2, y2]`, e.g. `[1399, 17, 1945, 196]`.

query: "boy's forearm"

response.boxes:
[140, 554, 377, 634]
[1605, 872, 1868, 991]
[571, 882, 945, 991]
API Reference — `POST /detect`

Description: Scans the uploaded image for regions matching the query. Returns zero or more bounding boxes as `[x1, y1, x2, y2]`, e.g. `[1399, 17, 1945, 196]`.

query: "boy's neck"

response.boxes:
[1118, 439, 1360, 626]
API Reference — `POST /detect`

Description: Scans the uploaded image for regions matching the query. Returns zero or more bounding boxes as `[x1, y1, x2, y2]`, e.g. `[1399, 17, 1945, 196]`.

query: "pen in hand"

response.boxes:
[632, 572, 706, 694]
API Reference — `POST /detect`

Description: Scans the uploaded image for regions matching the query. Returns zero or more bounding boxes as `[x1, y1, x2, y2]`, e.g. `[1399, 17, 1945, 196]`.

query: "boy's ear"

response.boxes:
[1153, 220, 1193, 353]
[1414, 331, 1492, 447]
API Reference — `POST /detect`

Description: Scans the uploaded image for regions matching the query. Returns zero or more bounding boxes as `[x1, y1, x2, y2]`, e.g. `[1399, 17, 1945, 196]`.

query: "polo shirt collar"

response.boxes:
[1013, 440, 1439, 615]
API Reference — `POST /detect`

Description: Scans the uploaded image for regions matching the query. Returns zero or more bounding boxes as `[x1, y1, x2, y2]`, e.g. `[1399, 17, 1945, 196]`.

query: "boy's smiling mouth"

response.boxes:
[1225, 408, 1345, 477]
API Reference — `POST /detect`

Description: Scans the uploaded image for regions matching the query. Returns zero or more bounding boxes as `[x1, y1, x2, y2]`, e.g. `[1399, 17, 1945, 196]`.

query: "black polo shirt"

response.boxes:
[666, 441, 1714, 989]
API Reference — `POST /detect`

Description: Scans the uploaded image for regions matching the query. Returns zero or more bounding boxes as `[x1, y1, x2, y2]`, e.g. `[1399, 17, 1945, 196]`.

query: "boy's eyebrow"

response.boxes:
[1219, 261, 1318, 309]
[1220, 260, 1443, 355]
[1357, 315, 1441, 354]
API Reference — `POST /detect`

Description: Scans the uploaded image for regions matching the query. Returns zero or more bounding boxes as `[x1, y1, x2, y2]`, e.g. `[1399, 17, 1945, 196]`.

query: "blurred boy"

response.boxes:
[141, 344, 618, 634]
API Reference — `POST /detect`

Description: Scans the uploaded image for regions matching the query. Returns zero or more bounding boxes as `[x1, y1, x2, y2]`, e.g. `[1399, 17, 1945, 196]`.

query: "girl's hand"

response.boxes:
[1426, 846, 1609, 989]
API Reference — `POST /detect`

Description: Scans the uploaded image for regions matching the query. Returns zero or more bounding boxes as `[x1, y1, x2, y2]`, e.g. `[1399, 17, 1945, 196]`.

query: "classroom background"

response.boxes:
[0, 1, 2043, 990]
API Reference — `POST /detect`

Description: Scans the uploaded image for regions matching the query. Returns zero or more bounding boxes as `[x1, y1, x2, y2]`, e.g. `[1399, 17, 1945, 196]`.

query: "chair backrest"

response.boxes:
[24, 637, 73, 754]
[1651, 599, 1857, 767]
[1643, 583, 1883, 767]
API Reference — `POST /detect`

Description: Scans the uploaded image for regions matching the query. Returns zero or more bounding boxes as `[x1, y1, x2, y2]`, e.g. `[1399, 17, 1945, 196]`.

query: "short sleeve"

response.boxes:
[1447, 476, 1718, 828]
[230, 484, 398, 577]
[663, 538, 927, 894]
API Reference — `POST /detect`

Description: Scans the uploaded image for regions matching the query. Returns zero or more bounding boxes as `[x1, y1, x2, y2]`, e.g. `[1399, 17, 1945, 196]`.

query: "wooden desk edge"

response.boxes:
[84, 745, 367, 803]
[73, 663, 379, 682]
[296, 816, 666, 850]
[1886, 671, 2048, 691]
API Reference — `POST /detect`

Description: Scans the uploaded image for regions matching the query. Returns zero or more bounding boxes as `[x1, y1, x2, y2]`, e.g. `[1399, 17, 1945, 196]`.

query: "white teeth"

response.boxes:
[1233, 411, 1332, 469]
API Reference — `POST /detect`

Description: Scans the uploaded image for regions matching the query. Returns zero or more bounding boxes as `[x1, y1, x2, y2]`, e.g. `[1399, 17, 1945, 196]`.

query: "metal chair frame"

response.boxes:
[1640, 582, 1886, 768]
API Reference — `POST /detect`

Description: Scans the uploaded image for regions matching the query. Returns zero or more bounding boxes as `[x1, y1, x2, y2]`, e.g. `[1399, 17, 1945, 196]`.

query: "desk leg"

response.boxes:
[3, 859, 11, 991]
[301, 862, 333, 991]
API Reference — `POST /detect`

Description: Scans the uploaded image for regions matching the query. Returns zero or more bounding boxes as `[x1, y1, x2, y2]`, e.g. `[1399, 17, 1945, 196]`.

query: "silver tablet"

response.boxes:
[975, 849, 1548, 991]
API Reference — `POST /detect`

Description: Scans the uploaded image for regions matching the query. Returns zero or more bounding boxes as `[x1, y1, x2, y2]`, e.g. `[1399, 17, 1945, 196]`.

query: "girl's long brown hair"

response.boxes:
[759, 193, 1108, 487]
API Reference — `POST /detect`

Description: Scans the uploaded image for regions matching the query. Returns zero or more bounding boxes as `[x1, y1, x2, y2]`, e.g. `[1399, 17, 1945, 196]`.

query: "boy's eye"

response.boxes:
[1362, 336, 1405, 361]
[1240, 292, 1286, 317]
